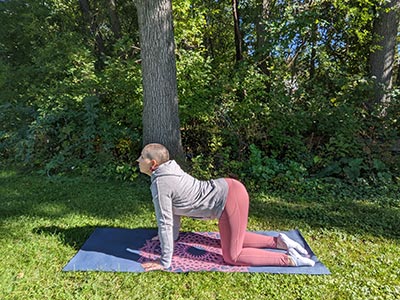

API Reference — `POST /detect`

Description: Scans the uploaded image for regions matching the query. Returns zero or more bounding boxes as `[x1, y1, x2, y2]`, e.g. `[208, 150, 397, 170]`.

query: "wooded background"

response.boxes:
[0, 0, 399, 189]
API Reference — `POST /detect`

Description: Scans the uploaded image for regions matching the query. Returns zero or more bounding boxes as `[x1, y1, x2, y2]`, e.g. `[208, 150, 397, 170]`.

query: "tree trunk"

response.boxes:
[255, 0, 274, 75]
[134, 0, 184, 160]
[309, 21, 317, 79]
[78, 0, 106, 69]
[107, 0, 122, 40]
[369, 0, 400, 113]
[232, 0, 243, 62]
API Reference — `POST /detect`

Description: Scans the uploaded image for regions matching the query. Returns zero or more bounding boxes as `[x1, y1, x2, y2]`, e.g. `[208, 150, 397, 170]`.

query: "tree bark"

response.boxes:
[369, 0, 400, 112]
[309, 21, 317, 79]
[107, 0, 122, 40]
[79, 0, 106, 70]
[255, 0, 274, 75]
[78, 0, 106, 68]
[232, 0, 243, 62]
[134, 0, 184, 160]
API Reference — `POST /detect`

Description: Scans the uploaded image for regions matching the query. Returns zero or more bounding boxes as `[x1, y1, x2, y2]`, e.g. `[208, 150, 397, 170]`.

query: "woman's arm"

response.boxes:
[173, 214, 181, 241]
[151, 181, 175, 268]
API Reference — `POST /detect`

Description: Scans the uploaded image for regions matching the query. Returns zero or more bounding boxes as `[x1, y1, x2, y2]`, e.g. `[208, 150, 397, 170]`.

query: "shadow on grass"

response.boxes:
[33, 227, 161, 270]
[33, 225, 99, 250]
[2, 169, 399, 243]
[0, 172, 153, 221]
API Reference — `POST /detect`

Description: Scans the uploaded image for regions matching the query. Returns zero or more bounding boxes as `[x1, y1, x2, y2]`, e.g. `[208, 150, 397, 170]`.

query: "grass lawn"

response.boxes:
[1, 168, 399, 300]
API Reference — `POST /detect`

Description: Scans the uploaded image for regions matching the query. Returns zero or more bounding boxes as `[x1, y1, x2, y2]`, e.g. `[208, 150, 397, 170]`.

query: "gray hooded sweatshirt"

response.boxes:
[150, 160, 228, 268]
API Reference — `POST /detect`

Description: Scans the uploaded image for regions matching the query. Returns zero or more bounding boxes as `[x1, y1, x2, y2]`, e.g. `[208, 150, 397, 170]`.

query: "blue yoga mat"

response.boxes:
[63, 227, 330, 274]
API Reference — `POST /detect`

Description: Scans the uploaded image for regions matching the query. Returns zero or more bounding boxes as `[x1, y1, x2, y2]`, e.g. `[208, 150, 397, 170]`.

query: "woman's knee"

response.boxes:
[223, 253, 238, 265]
[222, 248, 241, 265]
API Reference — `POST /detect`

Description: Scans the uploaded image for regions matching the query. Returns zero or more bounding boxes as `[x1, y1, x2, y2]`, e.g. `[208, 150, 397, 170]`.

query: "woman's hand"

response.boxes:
[141, 259, 165, 271]
[151, 235, 159, 241]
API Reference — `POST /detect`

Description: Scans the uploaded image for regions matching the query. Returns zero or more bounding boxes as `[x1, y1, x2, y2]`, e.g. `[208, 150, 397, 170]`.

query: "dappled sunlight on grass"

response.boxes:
[0, 174, 154, 222]
[33, 203, 70, 217]
[249, 190, 400, 240]
[1, 171, 399, 300]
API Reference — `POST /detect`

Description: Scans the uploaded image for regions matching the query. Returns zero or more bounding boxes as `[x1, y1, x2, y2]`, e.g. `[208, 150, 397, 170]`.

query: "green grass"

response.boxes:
[1, 169, 399, 300]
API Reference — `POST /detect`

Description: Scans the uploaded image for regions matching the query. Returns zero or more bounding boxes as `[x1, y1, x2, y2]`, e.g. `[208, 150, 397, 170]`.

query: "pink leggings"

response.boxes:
[218, 179, 290, 266]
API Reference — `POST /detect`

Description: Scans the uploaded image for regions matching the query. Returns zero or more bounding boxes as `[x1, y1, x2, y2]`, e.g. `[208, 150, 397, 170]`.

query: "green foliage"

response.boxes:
[15, 94, 142, 178]
[247, 144, 308, 190]
[0, 0, 143, 180]
[1, 0, 399, 296]
[0, 0, 399, 187]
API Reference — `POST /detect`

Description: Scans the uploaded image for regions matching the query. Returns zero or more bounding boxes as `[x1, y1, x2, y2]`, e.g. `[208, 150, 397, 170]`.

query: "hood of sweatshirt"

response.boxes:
[151, 160, 185, 179]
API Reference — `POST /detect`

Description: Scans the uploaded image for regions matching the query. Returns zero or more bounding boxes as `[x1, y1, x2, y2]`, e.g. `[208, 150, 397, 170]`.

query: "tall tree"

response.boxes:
[107, 0, 122, 40]
[79, 0, 106, 60]
[232, 0, 243, 62]
[255, 0, 275, 75]
[369, 0, 400, 112]
[134, 0, 184, 159]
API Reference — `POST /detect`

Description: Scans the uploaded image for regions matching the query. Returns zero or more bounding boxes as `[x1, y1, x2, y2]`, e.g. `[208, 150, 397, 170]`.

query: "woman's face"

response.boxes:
[136, 151, 154, 176]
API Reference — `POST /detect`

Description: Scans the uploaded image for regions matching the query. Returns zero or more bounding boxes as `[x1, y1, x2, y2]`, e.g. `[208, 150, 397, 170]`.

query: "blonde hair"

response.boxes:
[142, 143, 170, 164]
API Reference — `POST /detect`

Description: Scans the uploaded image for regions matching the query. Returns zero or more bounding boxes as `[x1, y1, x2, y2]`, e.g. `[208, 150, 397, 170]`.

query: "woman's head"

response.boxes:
[142, 143, 170, 163]
[137, 143, 170, 175]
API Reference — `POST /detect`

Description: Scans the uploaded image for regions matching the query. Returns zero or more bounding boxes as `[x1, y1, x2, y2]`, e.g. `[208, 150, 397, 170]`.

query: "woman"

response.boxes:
[137, 143, 315, 271]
